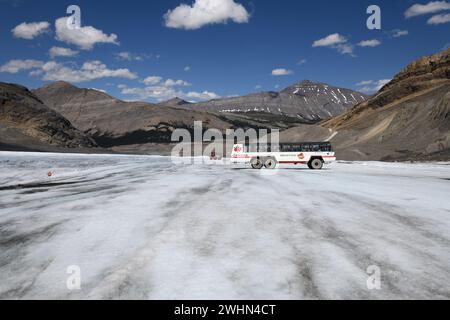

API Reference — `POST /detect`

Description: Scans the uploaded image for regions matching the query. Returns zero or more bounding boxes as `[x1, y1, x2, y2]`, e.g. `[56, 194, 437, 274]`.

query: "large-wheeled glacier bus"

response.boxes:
[230, 142, 336, 170]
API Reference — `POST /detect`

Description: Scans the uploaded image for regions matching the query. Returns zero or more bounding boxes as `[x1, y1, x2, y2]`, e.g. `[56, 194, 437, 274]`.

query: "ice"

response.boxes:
[1, 152, 450, 299]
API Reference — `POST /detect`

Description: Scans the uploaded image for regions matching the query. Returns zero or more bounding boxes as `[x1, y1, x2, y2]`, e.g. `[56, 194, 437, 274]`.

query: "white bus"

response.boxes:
[230, 142, 336, 170]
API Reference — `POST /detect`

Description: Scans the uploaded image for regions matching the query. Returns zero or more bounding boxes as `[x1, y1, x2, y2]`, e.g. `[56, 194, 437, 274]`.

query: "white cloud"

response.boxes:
[428, 13, 450, 23]
[40, 61, 137, 83]
[49, 46, 79, 58]
[116, 52, 134, 61]
[336, 43, 355, 56]
[356, 80, 374, 86]
[405, 1, 450, 18]
[297, 59, 307, 66]
[11, 21, 50, 39]
[184, 66, 191, 71]
[119, 85, 166, 101]
[375, 79, 391, 90]
[0, 59, 44, 73]
[0, 59, 136, 83]
[164, 79, 191, 86]
[357, 39, 381, 47]
[118, 85, 170, 101]
[90, 88, 107, 93]
[312, 33, 347, 47]
[271, 68, 293, 76]
[115, 52, 149, 61]
[143, 76, 162, 85]
[55, 17, 119, 50]
[186, 91, 220, 100]
[390, 29, 409, 38]
[164, 0, 250, 30]
[142, 76, 190, 87]
[356, 79, 391, 94]
[119, 76, 220, 102]
[312, 33, 355, 56]
[254, 84, 262, 90]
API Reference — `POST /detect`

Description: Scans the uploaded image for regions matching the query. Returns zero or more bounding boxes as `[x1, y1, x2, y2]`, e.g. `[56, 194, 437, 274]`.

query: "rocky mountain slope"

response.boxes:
[182, 81, 368, 121]
[0, 82, 97, 151]
[33, 82, 315, 149]
[280, 48, 450, 161]
[33, 82, 234, 147]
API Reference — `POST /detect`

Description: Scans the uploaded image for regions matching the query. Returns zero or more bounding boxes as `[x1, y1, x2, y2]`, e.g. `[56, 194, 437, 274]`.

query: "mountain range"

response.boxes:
[171, 80, 367, 121]
[0, 48, 449, 160]
[32, 81, 233, 148]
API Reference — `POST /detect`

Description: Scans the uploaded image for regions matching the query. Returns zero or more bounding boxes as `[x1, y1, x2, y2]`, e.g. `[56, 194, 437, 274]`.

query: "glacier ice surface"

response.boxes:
[0, 152, 450, 299]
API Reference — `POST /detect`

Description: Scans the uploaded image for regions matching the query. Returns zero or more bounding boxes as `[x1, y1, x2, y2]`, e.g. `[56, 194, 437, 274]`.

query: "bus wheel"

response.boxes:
[309, 158, 324, 170]
[264, 157, 277, 169]
[250, 158, 263, 170]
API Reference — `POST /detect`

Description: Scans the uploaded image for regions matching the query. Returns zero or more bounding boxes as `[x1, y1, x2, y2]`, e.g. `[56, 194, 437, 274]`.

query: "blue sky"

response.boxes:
[0, 0, 449, 102]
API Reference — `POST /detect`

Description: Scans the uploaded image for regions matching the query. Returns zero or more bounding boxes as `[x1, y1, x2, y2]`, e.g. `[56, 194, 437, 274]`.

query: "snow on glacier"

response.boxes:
[0, 152, 450, 299]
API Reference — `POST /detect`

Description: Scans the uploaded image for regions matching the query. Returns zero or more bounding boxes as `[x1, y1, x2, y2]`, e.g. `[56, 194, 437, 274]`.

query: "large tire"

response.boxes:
[309, 158, 324, 170]
[250, 158, 263, 170]
[264, 157, 277, 169]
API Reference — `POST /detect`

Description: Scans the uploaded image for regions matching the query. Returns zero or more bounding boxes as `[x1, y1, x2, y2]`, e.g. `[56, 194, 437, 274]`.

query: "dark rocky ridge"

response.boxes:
[0, 82, 97, 150]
